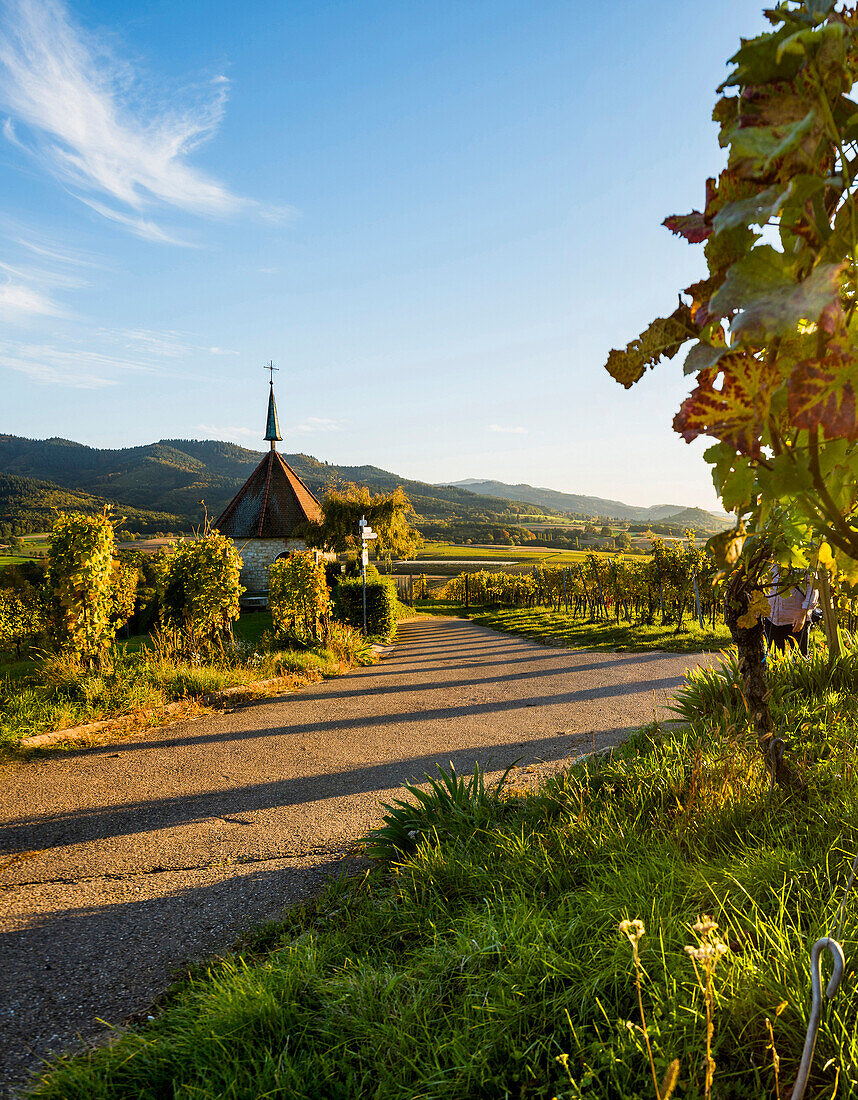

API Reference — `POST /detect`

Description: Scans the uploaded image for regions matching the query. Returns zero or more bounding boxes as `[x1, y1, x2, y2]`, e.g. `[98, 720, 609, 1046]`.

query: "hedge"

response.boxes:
[333, 576, 397, 639]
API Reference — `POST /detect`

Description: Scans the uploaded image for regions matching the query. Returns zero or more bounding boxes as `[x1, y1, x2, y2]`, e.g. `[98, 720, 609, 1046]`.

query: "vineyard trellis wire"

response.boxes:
[442, 539, 725, 632]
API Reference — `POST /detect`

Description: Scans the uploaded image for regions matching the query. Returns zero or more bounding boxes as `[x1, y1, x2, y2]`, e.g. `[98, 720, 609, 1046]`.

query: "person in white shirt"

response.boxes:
[764, 566, 819, 657]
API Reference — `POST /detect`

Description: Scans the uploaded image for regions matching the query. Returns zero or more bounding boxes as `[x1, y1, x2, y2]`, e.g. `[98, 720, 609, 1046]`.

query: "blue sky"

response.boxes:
[0, 0, 770, 509]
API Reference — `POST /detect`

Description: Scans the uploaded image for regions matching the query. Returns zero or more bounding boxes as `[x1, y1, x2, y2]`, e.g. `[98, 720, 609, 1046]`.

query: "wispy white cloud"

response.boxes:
[108, 327, 195, 357]
[0, 318, 211, 388]
[0, 218, 95, 321]
[0, 340, 160, 387]
[0, 0, 280, 239]
[13, 230, 103, 268]
[0, 279, 66, 320]
[488, 423, 527, 435]
[0, 257, 86, 288]
[194, 423, 259, 442]
[78, 196, 194, 246]
[93, 326, 239, 361]
[295, 417, 346, 434]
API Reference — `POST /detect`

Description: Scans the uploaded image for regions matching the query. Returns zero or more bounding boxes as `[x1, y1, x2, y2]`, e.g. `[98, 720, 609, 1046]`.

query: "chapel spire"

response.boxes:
[263, 361, 282, 450]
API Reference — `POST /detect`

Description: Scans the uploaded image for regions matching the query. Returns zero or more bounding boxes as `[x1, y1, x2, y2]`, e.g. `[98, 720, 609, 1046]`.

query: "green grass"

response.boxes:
[416, 543, 556, 560]
[415, 600, 731, 653]
[27, 646, 858, 1099]
[232, 609, 275, 647]
[0, 611, 365, 751]
[0, 555, 35, 567]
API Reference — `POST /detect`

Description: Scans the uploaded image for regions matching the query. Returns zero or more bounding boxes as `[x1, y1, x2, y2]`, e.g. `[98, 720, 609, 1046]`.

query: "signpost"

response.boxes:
[358, 516, 377, 633]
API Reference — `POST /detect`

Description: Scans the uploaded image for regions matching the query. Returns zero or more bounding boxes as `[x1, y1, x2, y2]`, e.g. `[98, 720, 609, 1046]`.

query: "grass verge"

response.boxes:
[0, 612, 374, 752]
[415, 599, 732, 653]
[26, 644, 858, 1099]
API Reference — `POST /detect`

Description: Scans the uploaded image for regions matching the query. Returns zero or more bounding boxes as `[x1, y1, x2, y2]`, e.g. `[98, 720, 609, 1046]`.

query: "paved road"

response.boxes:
[0, 617, 713, 1095]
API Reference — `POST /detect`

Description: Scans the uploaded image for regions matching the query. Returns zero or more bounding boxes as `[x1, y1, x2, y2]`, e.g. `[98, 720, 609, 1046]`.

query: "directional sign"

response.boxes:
[363, 530, 377, 539]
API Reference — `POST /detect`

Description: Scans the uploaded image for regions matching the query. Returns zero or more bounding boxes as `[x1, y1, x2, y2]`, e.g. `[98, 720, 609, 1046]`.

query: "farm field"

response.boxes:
[414, 543, 642, 561]
[390, 543, 645, 577]
[0, 556, 32, 568]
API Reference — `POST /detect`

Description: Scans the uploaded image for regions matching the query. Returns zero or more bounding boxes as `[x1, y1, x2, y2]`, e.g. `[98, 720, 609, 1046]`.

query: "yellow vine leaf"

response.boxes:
[737, 590, 771, 629]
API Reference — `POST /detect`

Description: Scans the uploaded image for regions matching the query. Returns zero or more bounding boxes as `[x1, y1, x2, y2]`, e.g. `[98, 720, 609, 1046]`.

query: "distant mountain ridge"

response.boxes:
[447, 479, 729, 527]
[0, 435, 730, 535]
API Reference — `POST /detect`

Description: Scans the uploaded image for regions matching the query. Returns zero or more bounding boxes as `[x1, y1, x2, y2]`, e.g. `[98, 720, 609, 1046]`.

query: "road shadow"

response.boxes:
[0, 853, 351, 1098]
[2, 727, 635, 853]
[57, 665, 686, 763]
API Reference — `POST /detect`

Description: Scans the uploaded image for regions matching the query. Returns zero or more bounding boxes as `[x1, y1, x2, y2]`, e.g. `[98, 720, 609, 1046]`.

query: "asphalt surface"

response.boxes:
[0, 616, 714, 1095]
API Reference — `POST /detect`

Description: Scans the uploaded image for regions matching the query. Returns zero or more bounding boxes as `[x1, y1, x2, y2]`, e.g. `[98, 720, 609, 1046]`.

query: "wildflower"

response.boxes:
[619, 918, 645, 945]
[685, 915, 729, 1100]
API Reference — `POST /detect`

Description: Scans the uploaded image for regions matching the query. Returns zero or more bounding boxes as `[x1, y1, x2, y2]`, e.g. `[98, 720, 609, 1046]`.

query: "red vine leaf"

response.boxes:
[787, 345, 858, 440]
[663, 212, 711, 244]
[673, 352, 782, 457]
[684, 277, 721, 327]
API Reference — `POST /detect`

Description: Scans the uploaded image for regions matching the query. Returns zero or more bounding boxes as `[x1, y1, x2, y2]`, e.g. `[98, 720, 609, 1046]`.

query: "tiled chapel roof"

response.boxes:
[215, 449, 322, 538]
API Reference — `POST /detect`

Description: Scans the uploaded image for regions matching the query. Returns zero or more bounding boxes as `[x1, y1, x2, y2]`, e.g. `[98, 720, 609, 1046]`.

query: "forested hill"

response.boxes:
[0, 435, 730, 534]
[0, 435, 550, 531]
[0, 473, 185, 537]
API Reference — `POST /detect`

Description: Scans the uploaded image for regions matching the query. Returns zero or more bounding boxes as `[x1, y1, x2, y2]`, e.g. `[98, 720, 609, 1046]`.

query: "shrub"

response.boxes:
[0, 584, 43, 659]
[268, 553, 330, 644]
[333, 575, 397, 639]
[44, 511, 116, 669]
[155, 531, 243, 658]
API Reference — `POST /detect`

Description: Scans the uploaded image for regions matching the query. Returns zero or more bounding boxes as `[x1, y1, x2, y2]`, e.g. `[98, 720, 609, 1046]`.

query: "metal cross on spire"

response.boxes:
[263, 361, 283, 447]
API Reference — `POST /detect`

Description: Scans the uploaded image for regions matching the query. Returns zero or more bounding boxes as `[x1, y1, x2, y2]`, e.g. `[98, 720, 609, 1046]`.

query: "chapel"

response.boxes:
[215, 377, 324, 594]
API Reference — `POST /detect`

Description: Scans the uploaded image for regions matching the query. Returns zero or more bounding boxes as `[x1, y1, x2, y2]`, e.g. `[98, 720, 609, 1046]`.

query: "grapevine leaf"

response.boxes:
[787, 345, 858, 439]
[737, 590, 772, 629]
[709, 245, 792, 316]
[604, 305, 695, 389]
[842, 111, 858, 142]
[818, 540, 835, 568]
[707, 526, 746, 569]
[663, 212, 711, 244]
[733, 262, 843, 339]
[704, 443, 758, 511]
[673, 352, 782, 457]
[684, 277, 722, 327]
[710, 246, 842, 338]
[712, 185, 786, 235]
[683, 341, 728, 376]
[758, 452, 815, 499]
[805, 0, 837, 18]
[721, 26, 809, 89]
[776, 24, 845, 63]
[728, 113, 816, 171]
